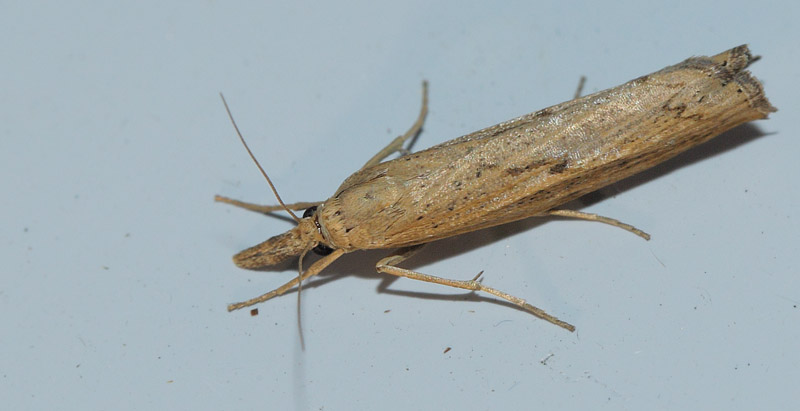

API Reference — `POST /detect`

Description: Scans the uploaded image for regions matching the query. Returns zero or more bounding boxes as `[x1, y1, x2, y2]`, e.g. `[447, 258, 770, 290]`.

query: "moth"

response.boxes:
[217, 45, 775, 331]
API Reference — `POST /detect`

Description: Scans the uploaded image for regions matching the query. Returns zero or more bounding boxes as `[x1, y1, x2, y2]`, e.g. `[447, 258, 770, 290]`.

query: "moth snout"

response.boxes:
[232, 224, 314, 269]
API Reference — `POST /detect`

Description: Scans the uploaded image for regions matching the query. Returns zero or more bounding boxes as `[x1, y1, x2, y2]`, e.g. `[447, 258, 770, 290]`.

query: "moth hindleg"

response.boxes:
[375, 245, 575, 332]
[545, 209, 650, 240]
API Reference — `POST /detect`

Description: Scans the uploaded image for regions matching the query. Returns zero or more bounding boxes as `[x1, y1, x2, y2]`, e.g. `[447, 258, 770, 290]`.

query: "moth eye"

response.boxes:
[303, 205, 332, 255]
[302, 206, 317, 219]
[312, 243, 334, 256]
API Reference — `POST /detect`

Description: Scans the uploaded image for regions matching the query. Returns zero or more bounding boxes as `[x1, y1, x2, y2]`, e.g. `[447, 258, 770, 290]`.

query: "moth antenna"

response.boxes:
[219, 93, 301, 223]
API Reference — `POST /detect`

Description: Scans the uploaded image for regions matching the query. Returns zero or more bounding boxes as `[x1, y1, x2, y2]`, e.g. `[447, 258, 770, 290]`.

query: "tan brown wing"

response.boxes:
[318, 46, 774, 250]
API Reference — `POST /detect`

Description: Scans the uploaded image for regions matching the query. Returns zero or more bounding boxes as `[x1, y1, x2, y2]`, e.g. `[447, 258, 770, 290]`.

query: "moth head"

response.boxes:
[218, 93, 335, 268]
[302, 205, 334, 256]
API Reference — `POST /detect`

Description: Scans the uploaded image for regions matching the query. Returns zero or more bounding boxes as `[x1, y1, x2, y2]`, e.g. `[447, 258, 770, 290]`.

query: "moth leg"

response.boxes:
[360, 81, 429, 170]
[573, 76, 587, 99]
[228, 248, 345, 311]
[376, 245, 576, 332]
[546, 209, 651, 240]
[215, 195, 323, 214]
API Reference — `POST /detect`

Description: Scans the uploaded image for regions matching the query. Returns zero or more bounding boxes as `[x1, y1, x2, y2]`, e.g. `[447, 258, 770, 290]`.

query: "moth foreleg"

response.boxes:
[214, 195, 323, 214]
[228, 248, 345, 311]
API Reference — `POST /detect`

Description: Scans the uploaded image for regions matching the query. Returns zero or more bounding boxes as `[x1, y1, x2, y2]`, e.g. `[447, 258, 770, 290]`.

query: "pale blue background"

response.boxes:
[2, 1, 797, 410]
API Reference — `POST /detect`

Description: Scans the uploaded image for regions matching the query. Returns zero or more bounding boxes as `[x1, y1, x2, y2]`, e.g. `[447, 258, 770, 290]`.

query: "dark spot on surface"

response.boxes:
[549, 160, 568, 174]
[506, 167, 524, 176]
[432, 224, 439, 229]
[447, 206, 454, 211]
[345, 227, 353, 233]
[416, 215, 424, 220]
[364, 193, 374, 200]
[475, 170, 482, 178]
[334, 210, 341, 216]
[737, 88, 743, 93]
[698, 95, 705, 103]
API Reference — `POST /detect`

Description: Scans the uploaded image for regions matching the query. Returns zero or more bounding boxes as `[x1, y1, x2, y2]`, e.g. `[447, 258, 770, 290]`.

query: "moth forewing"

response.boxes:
[315, 45, 774, 251]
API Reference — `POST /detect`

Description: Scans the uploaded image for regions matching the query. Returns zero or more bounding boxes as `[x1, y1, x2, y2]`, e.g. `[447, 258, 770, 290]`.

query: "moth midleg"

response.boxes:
[360, 81, 429, 170]
[545, 209, 651, 240]
[214, 195, 322, 214]
[227, 248, 345, 311]
[375, 246, 576, 331]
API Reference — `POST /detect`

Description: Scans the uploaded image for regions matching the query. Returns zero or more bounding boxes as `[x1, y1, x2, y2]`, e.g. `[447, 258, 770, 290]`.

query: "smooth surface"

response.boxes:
[2, 1, 797, 410]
